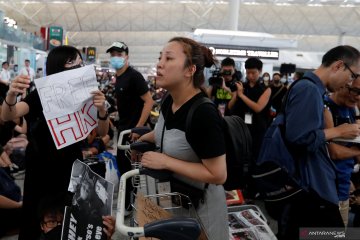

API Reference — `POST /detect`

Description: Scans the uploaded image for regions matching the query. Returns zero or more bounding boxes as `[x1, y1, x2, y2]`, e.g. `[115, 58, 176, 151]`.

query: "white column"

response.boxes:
[228, 0, 240, 31]
[338, 32, 346, 45]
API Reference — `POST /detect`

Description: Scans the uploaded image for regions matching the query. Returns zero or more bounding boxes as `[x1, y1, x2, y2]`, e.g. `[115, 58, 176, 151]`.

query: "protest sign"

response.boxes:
[34, 65, 99, 149]
[62, 160, 114, 240]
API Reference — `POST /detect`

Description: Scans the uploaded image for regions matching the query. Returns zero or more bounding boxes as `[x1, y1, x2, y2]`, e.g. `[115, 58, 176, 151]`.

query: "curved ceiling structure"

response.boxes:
[1, 0, 360, 66]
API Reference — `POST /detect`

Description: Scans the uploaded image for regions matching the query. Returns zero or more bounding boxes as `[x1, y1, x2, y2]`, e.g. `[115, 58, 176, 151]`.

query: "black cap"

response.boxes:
[106, 41, 129, 54]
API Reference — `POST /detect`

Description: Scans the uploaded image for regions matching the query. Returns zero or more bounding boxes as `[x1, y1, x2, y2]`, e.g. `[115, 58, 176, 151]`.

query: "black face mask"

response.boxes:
[64, 64, 83, 71]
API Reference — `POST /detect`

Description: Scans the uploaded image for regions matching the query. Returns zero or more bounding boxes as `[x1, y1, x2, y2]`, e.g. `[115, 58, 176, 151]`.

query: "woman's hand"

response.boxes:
[141, 151, 168, 170]
[91, 90, 107, 113]
[102, 215, 115, 240]
[130, 132, 140, 142]
[8, 75, 30, 97]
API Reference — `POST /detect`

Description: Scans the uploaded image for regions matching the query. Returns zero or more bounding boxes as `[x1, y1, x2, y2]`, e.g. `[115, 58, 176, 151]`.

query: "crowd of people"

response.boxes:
[1, 37, 360, 240]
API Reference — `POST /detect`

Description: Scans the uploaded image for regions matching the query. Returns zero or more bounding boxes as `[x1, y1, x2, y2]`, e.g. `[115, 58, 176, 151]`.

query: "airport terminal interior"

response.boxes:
[2, 0, 360, 240]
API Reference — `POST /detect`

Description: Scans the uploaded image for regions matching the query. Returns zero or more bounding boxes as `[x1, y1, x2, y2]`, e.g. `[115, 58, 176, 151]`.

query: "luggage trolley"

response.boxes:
[116, 128, 208, 240]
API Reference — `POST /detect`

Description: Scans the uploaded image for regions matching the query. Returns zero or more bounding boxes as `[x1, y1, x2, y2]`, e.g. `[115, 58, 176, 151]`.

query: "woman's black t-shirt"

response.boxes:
[160, 92, 225, 159]
[0, 121, 16, 146]
[23, 90, 83, 193]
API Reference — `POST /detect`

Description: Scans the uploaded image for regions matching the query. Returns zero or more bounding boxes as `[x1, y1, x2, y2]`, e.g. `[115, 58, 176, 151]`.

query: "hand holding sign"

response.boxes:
[91, 90, 107, 114]
[8, 75, 30, 97]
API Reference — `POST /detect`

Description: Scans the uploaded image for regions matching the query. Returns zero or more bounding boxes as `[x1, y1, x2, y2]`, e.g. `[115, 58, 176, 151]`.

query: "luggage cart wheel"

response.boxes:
[144, 217, 201, 240]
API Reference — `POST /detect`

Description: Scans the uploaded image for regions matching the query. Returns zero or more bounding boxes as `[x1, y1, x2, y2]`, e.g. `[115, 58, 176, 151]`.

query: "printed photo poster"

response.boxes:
[61, 160, 114, 240]
[34, 65, 99, 149]
[228, 209, 277, 240]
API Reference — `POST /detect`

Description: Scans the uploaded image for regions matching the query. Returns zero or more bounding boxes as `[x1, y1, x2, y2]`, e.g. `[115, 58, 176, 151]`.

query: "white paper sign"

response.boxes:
[35, 65, 98, 120]
[34, 65, 99, 149]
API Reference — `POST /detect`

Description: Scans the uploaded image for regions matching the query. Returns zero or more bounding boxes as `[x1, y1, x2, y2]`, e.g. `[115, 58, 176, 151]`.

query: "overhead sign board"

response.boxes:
[206, 44, 279, 60]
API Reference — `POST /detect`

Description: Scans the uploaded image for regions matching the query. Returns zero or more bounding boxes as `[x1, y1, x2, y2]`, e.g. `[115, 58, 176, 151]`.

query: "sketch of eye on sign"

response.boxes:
[35, 65, 99, 149]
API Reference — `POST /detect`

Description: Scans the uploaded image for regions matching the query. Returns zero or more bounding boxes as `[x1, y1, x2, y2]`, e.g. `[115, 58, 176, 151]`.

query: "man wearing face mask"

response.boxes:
[106, 42, 153, 215]
[269, 73, 287, 117]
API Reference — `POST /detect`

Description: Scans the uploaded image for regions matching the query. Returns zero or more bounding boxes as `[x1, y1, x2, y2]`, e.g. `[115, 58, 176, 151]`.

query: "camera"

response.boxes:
[228, 80, 239, 92]
[208, 69, 223, 88]
[209, 69, 239, 91]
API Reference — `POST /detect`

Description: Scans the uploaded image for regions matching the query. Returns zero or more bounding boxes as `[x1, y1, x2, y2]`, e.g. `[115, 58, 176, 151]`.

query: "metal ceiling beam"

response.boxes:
[323, 6, 343, 35]
[46, 5, 73, 26]
[30, 4, 45, 19]
[72, 2, 82, 31]
[0, 1, 42, 27]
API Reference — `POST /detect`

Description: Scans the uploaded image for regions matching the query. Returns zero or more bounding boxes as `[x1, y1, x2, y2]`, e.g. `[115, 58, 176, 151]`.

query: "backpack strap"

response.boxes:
[185, 97, 214, 135]
[270, 85, 285, 101]
[280, 76, 317, 114]
[160, 94, 172, 153]
[185, 97, 214, 190]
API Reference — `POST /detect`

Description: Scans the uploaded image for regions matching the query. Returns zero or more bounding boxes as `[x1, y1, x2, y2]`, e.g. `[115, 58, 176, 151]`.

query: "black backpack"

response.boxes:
[252, 77, 316, 202]
[186, 97, 252, 191]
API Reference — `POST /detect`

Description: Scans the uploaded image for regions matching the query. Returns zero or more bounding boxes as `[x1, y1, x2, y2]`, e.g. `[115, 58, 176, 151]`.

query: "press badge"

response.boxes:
[245, 113, 253, 124]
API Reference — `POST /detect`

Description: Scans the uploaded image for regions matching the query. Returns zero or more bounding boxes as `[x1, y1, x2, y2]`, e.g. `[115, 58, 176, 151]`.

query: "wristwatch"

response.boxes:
[97, 111, 109, 120]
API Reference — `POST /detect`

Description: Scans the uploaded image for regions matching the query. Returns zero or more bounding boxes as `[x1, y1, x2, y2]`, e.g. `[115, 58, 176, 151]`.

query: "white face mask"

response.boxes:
[280, 77, 287, 83]
[263, 76, 270, 81]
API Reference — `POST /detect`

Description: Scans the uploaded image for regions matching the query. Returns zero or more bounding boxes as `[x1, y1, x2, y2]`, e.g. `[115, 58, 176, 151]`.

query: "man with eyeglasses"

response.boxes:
[324, 77, 360, 227]
[277, 45, 360, 239]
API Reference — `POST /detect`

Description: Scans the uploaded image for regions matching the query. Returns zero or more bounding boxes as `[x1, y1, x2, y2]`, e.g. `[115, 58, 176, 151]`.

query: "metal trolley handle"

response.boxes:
[116, 169, 201, 240]
[118, 127, 152, 150]
[144, 217, 201, 240]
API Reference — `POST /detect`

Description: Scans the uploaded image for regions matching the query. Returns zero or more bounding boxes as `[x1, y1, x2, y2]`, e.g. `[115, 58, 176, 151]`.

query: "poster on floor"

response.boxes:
[34, 65, 99, 149]
[61, 160, 114, 240]
[228, 208, 277, 240]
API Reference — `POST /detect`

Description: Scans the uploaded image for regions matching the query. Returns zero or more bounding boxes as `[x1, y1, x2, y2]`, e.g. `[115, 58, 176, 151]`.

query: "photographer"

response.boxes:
[207, 57, 241, 116]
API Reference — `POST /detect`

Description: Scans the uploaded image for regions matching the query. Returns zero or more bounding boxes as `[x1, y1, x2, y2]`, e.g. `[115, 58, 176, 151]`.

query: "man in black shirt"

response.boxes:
[269, 73, 287, 118]
[228, 57, 271, 198]
[106, 42, 153, 213]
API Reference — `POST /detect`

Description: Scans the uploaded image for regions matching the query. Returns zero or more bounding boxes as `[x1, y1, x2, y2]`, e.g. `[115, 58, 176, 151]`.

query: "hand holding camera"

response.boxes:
[235, 82, 244, 97]
[209, 69, 239, 92]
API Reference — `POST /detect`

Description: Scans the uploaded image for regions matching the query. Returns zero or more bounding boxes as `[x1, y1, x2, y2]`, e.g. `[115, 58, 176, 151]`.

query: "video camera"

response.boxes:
[208, 69, 238, 92]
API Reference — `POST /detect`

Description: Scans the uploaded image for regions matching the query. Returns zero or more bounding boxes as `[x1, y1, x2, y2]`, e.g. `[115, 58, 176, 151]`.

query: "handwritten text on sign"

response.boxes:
[34, 65, 99, 149]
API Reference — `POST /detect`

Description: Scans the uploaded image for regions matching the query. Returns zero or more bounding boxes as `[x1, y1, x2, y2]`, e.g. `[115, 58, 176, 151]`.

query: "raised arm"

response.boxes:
[136, 91, 154, 128]
[236, 82, 272, 113]
[1, 75, 30, 121]
[92, 90, 110, 137]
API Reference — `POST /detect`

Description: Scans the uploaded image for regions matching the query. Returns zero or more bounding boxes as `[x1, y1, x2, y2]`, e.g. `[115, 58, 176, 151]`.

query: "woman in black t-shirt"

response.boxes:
[1, 46, 110, 240]
[138, 37, 228, 239]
